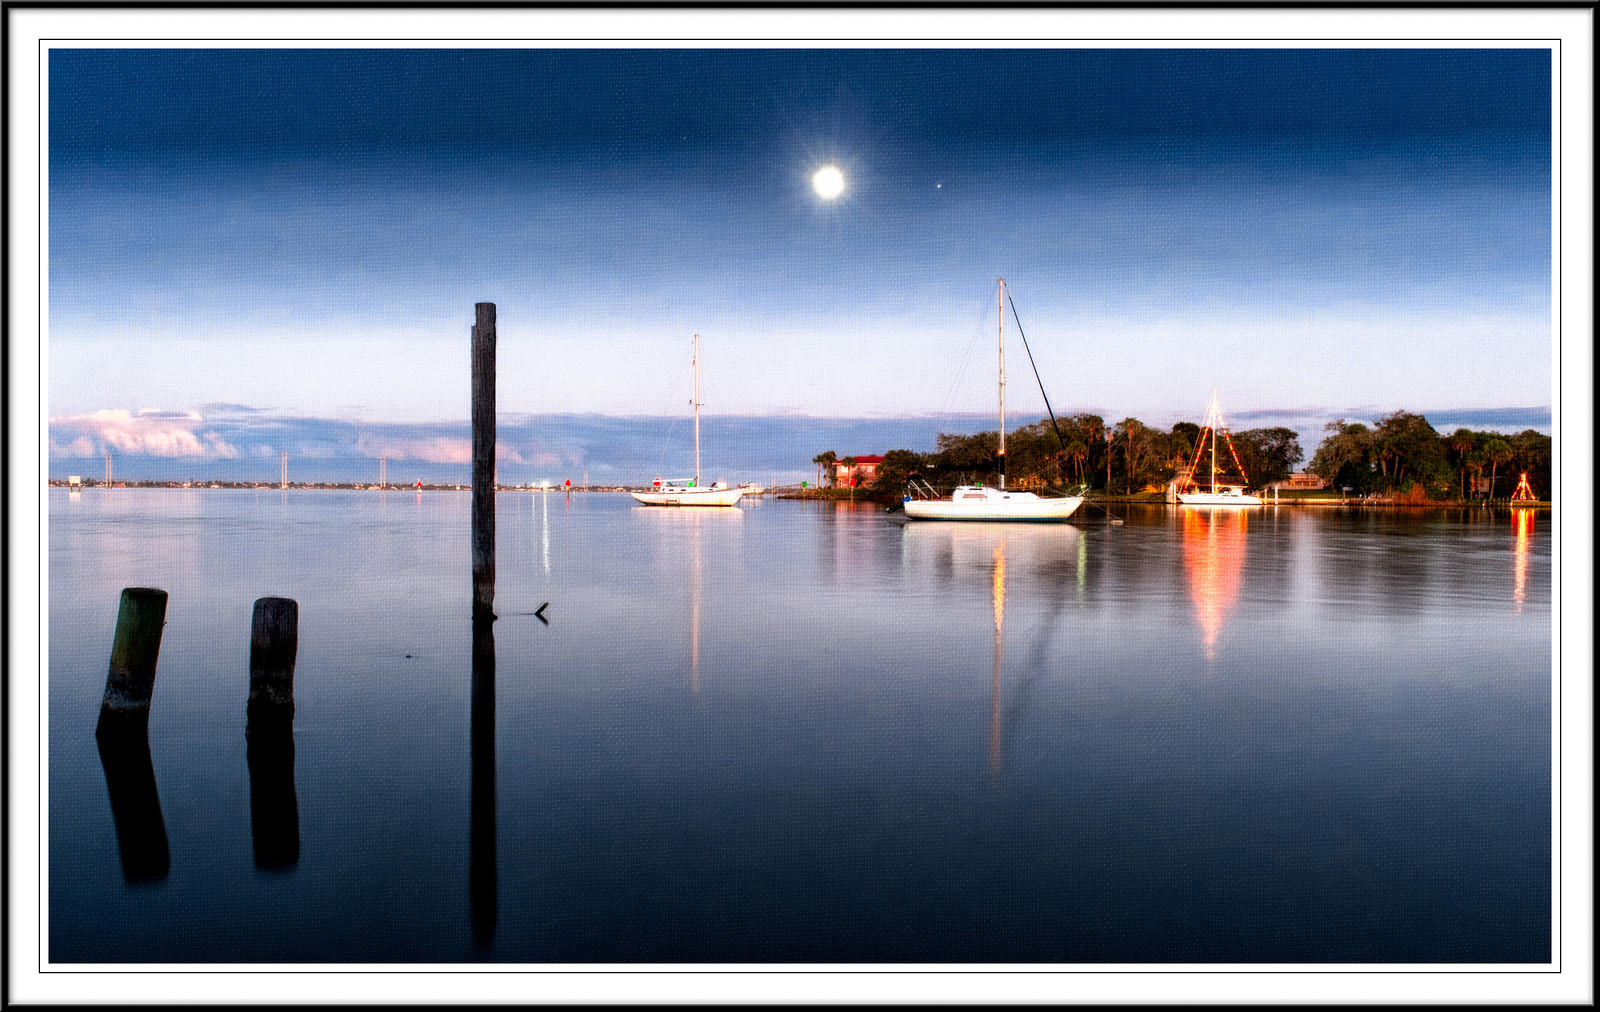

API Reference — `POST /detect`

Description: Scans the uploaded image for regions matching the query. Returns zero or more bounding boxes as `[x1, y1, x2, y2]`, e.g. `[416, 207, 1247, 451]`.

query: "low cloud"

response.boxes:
[48, 408, 238, 458]
[352, 431, 532, 465]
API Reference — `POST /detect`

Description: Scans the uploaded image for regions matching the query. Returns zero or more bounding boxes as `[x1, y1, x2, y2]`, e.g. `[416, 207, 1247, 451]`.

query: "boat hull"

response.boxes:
[903, 496, 1083, 521]
[631, 487, 747, 507]
[1176, 492, 1264, 507]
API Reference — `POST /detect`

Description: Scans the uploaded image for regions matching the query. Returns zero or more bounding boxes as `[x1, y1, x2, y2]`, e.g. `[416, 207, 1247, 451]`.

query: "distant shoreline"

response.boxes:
[47, 482, 1551, 510]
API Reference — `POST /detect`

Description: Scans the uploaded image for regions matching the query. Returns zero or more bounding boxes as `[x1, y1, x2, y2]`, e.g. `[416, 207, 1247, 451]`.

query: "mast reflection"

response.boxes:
[469, 616, 497, 950]
[690, 512, 702, 693]
[990, 541, 1007, 776]
[1181, 507, 1248, 660]
[637, 506, 741, 692]
[1512, 508, 1534, 611]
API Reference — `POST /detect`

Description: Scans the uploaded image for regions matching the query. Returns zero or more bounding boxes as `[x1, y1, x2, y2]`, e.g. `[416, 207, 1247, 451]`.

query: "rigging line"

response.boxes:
[652, 354, 692, 480]
[1004, 289, 1067, 454]
[935, 294, 991, 422]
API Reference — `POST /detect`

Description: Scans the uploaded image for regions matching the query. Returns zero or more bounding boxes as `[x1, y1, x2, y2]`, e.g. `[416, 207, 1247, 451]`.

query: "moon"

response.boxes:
[812, 165, 845, 199]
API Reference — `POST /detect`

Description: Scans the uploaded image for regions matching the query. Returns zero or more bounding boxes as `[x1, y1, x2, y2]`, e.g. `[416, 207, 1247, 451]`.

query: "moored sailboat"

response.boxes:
[1172, 389, 1264, 507]
[632, 334, 747, 507]
[903, 279, 1084, 522]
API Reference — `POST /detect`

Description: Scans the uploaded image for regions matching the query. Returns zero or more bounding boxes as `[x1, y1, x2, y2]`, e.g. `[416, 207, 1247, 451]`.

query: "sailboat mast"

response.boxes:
[1203, 387, 1216, 489]
[997, 278, 1006, 490]
[693, 334, 701, 486]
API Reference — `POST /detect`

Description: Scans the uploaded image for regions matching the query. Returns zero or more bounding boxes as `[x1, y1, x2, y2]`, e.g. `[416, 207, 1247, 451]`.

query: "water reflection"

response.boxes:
[634, 507, 743, 691]
[1181, 507, 1248, 659]
[1513, 508, 1534, 611]
[541, 489, 550, 577]
[691, 514, 702, 692]
[898, 523, 1085, 775]
[95, 726, 169, 884]
[245, 701, 299, 871]
[990, 541, 1006, 776]
[469, 617, 497, 950]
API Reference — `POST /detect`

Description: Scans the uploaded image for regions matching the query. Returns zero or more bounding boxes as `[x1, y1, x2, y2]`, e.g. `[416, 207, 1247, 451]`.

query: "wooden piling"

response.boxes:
[246, 597, 300, 869]
[97, 588, 168, 732]
[472, 302, 497, 619]
[248, 597, 298, 708]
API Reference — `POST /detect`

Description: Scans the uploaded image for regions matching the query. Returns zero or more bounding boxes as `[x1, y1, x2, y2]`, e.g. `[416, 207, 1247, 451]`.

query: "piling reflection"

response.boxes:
[470, 616, 497, 950]
[95, 725, 169, 884]
[1181, 507, 1248, 660]
[245, 701, 299, 871]
[1512, 508, 1534, 611]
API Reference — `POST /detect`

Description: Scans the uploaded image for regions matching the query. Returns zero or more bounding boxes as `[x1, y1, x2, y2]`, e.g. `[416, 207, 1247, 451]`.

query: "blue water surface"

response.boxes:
[47, 490, 1552, 962]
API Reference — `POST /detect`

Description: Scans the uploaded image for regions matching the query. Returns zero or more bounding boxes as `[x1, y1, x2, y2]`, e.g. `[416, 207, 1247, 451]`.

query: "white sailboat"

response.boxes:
[1173, 389, 1264, 507]
[903, 279, 1084, 522]
[632, 334, 747, 507]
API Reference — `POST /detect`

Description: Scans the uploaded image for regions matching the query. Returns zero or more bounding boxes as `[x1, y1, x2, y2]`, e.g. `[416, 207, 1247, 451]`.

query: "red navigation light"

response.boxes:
[653, 479, 661, 487]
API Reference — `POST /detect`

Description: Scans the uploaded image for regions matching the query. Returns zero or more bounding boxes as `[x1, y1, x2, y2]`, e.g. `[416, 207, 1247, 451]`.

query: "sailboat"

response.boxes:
[631, 334, 747, 507]
[1172, 389, 1264, 506]
[903, 279, 1084, 522]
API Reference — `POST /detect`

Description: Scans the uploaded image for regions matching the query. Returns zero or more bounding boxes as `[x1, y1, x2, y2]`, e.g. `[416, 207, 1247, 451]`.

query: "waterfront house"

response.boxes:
[835, 455, 884, 487]
[1279, 473, 1326, 490]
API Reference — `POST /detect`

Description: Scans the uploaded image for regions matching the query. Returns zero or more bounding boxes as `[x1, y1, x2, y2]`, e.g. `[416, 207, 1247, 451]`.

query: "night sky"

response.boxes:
[48, 48, 1552, 478]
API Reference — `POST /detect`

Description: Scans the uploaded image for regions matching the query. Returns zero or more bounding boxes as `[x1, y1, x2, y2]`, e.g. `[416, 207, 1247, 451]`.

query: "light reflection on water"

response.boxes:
[1514, 507, 1533, 611]
[47, 491, 1552, 963]
[1180, 507, 1249, 659]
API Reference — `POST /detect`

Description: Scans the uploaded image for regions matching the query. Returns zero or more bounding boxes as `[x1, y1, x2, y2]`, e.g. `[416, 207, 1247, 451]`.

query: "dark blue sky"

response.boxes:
[49, 47, 1552, 471]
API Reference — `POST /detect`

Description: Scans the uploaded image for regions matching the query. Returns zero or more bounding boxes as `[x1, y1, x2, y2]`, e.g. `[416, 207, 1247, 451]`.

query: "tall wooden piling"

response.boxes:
[472, 302, 497, 619]
[246, 597, 300, 869]
[97, 588, 169, 733]
[248, 597, 298, 708]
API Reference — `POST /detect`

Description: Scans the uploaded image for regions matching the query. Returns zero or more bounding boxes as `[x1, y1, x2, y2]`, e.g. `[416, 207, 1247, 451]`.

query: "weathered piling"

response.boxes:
[96, 726, 169, 883]
[248, 597, 298, 709]
[97, 588, 169, 733]
[472, 302, 497, 620]
[246, 597, 300, 869]
[469, 615, 497, 949]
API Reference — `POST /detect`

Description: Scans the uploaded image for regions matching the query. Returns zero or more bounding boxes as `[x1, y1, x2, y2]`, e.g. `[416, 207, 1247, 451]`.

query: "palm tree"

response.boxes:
[812, 450, 837, 490]
[1484, 438, 1513, 502]
[1064, 439, 1088, 483]
[1449, 428, 1475, 501]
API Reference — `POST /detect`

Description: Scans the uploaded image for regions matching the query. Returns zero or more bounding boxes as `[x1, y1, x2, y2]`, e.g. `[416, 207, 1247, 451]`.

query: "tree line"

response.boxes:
[814, 409, 1550, 502]
[1306, 412, 1550, 501]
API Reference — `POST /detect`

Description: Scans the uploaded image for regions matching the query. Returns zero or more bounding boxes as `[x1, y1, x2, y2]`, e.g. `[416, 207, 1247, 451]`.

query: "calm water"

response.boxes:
[47, 490, 1552, 962]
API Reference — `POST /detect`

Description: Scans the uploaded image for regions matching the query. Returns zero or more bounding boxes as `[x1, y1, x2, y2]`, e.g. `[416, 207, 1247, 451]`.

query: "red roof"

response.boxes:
[841, 455, 884, 465]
